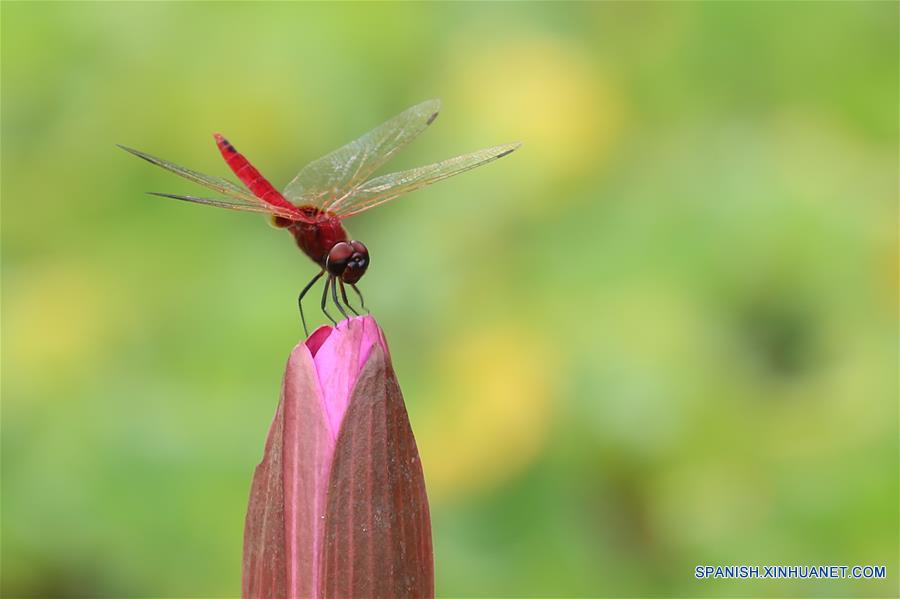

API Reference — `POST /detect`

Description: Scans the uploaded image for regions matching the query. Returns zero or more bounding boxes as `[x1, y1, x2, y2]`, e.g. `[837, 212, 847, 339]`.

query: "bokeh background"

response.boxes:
[2, 2, 897, 598]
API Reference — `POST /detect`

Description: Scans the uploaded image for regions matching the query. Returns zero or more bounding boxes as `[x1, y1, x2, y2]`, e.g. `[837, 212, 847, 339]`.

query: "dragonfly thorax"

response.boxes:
[286, 208, 350, 267]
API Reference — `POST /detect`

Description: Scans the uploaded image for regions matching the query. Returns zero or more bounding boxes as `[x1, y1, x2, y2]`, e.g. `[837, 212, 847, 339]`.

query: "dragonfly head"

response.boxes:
[326, 240, 369, 284]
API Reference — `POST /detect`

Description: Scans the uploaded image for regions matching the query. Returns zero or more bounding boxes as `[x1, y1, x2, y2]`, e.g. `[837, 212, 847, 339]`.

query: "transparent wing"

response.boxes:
[120, 145, 267, 204]
[120, 144, 311, 222]
[282, 99, 441, 210]
[147, 192, 304, 220]
[329, 142, 522, 219]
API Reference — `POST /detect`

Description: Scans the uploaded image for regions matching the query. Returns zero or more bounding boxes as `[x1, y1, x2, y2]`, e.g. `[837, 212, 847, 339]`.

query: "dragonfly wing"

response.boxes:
[282, 99, 441, 210]
[148, 192, 304, 220]
[329, 142, 522, 219]
[120, 145, 266, 204]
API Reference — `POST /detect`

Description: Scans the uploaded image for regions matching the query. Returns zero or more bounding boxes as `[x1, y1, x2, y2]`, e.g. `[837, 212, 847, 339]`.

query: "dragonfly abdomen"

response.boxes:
[214, 134, 297, 212]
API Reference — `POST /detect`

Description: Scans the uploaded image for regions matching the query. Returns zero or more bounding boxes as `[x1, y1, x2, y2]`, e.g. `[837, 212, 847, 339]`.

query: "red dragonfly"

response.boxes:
[120, 99, 519, 334]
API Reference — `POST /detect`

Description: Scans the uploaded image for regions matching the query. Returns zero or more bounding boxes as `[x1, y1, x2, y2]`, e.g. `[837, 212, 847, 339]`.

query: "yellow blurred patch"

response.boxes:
[445, 27, 624, 186]
[4, 262, 129, 394]
[416, 323, 557, 502]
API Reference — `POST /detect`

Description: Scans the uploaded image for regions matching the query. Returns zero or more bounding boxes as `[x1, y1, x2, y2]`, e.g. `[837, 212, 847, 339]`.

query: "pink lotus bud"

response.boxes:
[242, 316, 433, 599]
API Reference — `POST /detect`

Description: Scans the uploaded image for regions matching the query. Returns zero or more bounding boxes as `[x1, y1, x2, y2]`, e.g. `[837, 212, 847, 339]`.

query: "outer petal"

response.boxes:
[319, 337, 434, 598]
[243, 343, 333, 599]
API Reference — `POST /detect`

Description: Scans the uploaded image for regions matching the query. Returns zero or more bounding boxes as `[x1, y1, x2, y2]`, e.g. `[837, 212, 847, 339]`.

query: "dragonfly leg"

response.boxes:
[298, 270, 325, 337]
[331, 276, 350, 324]
[350, 283, 369, 314]
[339, 280, 360, 316]
[320, 276, 337, 326]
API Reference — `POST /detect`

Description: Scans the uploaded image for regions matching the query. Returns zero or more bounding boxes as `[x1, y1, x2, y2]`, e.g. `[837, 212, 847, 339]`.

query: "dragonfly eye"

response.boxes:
[326, 242, 354, 276]
[341, 241, 369, 284]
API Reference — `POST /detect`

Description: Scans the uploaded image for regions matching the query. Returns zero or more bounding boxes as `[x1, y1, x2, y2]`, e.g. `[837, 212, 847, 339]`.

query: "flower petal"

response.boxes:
[305, 325, 333, 357]
[243, 343, 333, 599]
[312, 317, 381, 440]
[319, 338, 434, 598]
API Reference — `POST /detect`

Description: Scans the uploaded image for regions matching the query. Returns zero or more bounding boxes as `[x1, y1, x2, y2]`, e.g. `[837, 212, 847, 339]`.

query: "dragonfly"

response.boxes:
[120, 99, 520, 335]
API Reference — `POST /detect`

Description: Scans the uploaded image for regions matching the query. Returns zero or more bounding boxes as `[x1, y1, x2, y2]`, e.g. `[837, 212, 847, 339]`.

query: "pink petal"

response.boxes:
[320, 337, 433, 598]
[312, 317, 381, 439]
[305, 325, 333, 358]
[243, 343, 331, 598]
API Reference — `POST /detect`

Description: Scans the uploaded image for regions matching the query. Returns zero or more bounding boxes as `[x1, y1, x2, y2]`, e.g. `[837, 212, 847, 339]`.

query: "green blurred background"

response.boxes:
[3, 2, 897, 597]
